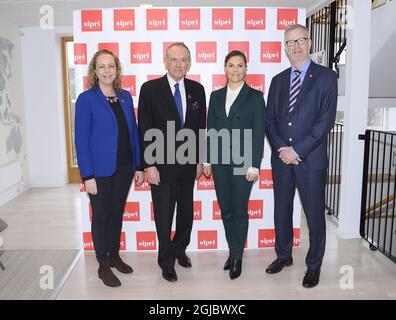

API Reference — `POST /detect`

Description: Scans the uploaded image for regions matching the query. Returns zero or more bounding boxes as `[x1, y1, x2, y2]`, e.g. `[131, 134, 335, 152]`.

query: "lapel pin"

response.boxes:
[309, 74, 313, 78]
[188, 94, 192, 100]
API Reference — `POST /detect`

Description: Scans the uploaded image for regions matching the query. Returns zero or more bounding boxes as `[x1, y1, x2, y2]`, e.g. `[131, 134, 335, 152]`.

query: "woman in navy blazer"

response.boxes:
[75, 49, 144, 287]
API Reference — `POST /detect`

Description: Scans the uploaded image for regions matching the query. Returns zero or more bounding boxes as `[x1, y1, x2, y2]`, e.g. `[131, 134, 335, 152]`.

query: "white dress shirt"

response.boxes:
[167, 73, 187, 123]
[225, 82, 244, 117]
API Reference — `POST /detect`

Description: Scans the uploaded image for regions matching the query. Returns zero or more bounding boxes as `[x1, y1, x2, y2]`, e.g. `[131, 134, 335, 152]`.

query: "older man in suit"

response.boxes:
[138, 43, 206, 282]
[265, 24, 337, 288]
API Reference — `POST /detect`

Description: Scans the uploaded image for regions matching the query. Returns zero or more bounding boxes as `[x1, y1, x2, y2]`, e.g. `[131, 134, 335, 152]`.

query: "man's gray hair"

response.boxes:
[166, 42, 191, 59]
[284, 24, 310, 39]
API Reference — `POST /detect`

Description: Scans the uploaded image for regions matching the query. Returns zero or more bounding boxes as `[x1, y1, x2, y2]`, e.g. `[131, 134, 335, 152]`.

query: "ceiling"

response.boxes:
[0, 0, 328, 27]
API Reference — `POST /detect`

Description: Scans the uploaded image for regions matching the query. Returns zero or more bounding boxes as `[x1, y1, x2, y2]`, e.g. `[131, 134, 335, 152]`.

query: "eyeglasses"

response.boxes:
[285, 37, 308, 47]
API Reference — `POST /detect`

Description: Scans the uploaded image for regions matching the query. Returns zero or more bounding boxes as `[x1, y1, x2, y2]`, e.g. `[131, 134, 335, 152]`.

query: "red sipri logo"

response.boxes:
[136, 231, 157, 250]
[134, 172, 150, 191]
[258, 229, 276, 248]
[277, 8, 298, 30]
[121, 75, 136, 96]
[150, 202, 155, 221]
[293, 228, 300, 247]
[81, 10, 102, 32]
[98, 42, 119, 57]
[196, 175, 215, 190]
[193, 201, 202, 220]
[79, 177, 86, 192]
[245, 8, 266, 30]
[119, 232, 127, 251]
[261, 42, 282, 63]
[198, 230, 218, 249]
[228, 41, 250, 62]
[89, 202, 92, 222]
[123, 202, 140, 221]
[130, 42, 152, 64]
[179, 8, 200, 30]
[83, 232, 126, 250]
[259, 169, 273, 189]
[212, 8, 233, 30]
[196, 42, 217, 63]
[147, 74, 163, 81]
[212, 74, 228, 91]
[83, 232, 94, 250]
[146, 9, 168, 30]
[83, 76, 90, 91]
[248, 200, 264, 219]
[246, 74, 265, 94]
[74, 43, 87, 65]
[114, 9, 135, 31]
[186, 74, 201, 82]
[212, 201, 222, 220]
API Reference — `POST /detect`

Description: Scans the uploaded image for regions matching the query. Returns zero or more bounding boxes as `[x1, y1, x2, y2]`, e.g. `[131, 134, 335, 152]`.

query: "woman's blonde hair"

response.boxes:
[87, 49, 122, 90]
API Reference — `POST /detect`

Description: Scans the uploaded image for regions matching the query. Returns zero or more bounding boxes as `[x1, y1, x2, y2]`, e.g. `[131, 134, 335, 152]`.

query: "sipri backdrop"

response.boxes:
[73, 6, 305, 252]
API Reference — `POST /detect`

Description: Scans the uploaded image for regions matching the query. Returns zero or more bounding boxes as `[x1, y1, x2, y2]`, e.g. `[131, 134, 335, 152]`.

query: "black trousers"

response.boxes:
[151, 179, 195, 269]
[272, 161, 326, 270]
[212, 165, 253, 260]
[88, 164, 133, 263]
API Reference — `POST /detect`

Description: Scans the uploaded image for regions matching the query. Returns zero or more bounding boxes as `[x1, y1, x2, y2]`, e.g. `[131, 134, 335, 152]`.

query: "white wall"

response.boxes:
[0, 17, 30, 206]
[20, 26, 72, 187]
[369, 0, 396, 98]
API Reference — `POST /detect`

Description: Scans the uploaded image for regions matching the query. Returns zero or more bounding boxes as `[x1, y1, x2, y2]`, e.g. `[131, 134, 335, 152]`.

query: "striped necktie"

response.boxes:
[289, 70, 301, 113]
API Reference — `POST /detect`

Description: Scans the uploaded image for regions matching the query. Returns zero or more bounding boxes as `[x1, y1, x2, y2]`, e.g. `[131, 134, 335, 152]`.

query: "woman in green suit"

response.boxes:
[204, 50, 266, 279]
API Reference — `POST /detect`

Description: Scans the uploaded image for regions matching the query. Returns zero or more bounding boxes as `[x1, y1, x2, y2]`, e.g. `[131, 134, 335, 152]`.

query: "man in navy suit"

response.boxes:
[265, 24, 337, 288]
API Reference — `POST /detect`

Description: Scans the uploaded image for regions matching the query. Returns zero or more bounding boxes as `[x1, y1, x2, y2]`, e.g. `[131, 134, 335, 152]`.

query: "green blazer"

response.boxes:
[207, 82, 266, 169]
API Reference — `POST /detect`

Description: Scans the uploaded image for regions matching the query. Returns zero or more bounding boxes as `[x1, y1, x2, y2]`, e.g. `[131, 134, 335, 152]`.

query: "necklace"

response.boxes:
[106, 96, 118, 103]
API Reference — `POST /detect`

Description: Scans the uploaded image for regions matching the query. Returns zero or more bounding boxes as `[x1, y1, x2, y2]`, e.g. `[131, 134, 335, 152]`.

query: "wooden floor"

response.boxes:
[0, 184, 395, 300]
[0, 249, 80, 300]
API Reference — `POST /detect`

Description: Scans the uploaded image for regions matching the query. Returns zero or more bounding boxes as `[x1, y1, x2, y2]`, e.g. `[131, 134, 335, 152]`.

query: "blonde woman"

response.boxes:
[75, 49, 144, 287]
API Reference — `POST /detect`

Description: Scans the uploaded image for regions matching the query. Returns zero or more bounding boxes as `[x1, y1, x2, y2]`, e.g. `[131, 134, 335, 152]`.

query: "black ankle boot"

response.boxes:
[229, 259, 242, 280]
[223, 255, 232, 270]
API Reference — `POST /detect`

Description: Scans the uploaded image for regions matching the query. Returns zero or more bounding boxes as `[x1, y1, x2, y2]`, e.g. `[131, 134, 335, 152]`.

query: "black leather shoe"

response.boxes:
[110, 253, 133, 274]
[265, 257, 293, 274]
[177, 254, 192, 268]
[229, 259, 242, 280]
[162, 267, 178, 282]
[98, 261, 121, 287]
[302, 269, 320, 288]
[223, 255, 232, 270]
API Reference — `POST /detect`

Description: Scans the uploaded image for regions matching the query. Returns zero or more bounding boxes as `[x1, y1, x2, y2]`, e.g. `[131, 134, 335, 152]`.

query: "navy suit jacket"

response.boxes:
[266, 61, 337, 170]
[75, 86, 141, 179]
